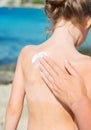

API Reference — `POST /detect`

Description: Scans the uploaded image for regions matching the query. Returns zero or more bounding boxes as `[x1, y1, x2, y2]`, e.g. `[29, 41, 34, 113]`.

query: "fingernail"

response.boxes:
[43, 55, 48, 58]
[39, 57, 43, 62]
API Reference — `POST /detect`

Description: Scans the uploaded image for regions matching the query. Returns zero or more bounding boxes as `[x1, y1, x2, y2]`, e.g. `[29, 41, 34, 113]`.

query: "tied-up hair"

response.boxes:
[45, 0, 66, 7]
[44, 0, 91, 31]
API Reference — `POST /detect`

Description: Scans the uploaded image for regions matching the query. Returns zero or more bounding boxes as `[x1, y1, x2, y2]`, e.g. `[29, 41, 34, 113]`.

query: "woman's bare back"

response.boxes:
[21, 43, 91, 130]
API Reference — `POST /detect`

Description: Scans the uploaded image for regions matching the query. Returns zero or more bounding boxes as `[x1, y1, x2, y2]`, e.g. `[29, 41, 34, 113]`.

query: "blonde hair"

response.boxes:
[44, 0, 91, 31]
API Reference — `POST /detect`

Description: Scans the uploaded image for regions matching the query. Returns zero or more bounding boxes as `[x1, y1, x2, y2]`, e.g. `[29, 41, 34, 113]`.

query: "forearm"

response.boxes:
[4, 105, 22, 130]
[71, 96, 91, 130]
[5, 114, 18, 130]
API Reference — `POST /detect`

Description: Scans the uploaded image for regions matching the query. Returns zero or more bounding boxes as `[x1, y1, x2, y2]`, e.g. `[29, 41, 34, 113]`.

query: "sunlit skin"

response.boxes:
[4, 19, 91, 130]
[39, 57, 91, 130]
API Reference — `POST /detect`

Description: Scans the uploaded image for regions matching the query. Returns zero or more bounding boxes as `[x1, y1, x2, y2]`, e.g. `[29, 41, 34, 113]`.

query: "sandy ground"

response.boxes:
[0, 84, 28, 130]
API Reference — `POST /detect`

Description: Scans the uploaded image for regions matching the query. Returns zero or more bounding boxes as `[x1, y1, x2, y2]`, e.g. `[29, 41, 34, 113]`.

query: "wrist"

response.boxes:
[71, 96, 90, 113]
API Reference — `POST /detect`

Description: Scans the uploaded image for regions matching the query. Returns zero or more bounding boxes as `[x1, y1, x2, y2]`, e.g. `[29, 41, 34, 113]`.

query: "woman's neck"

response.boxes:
[45, 21, 83, 53]
[54, 21, 83, 44]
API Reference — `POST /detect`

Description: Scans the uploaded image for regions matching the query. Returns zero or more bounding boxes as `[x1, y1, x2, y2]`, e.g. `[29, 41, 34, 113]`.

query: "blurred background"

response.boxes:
[0, 0, 91, 129]
[0, 0, 48, 84]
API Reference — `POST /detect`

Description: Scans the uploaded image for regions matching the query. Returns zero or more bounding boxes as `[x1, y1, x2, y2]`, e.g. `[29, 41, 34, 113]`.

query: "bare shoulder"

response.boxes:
[18, 45, 37, 70]
[73, 54, 91, 77]
[80, 55, 91, 99]
[74, 55, 91, 98]
[19, 45, 36, 59]
[19, 44, 40, 69]
[81, 55, 91, 71]
[77, 55, 91, 79]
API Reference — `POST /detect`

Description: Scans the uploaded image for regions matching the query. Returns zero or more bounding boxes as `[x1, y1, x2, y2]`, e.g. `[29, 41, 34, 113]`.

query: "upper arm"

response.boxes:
[8, 48, 26, 110]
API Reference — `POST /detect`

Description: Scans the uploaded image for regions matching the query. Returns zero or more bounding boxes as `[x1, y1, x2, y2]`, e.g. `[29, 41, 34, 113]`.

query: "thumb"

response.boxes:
[64, 60, 78, 77]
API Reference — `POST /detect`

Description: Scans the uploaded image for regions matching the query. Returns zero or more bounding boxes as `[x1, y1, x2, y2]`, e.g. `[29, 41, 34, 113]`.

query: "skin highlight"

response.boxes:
[39, 57, 91, 130]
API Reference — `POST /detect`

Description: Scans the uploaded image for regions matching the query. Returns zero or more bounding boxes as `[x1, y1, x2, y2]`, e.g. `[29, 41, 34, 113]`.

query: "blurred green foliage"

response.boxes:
[21, 0, 43, 4]
[7, 0, 43, 5]
[21, 0, 27, 4]
[33, 0, 43, 4]
[7, 0, 15, 5]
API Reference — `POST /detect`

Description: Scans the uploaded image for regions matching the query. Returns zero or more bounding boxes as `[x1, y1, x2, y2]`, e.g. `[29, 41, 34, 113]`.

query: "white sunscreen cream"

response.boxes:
[32, 52, 48, 64]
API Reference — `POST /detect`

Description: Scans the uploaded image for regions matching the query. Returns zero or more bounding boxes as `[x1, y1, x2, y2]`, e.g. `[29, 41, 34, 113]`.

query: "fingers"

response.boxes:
[39, 57, 58, 79]
[40, 63, 54, 84]
[64, 60, 79, 77]
[43, 56, 61, 75]
[39, 57, 61, 88]
[40, 56, 66, 77]
[40, 66, 62, 99]
[40, 71, 53, 91]
[41, 70, 60, 100]
[39, 56, 69, 89]
[39, 65, 57, 94]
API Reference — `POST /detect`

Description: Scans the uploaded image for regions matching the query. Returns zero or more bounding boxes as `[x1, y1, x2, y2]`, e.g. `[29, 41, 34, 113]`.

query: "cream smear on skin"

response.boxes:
[32, 52, 48, 65]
